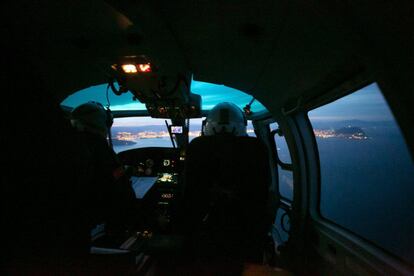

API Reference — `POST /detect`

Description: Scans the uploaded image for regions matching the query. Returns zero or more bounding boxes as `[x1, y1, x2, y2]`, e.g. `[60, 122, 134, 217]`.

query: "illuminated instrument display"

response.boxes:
[171, 126, 183, 134]
[163, 159, 171, 167]
[161, 193, 174, 199]
[157, 173, 178, 183]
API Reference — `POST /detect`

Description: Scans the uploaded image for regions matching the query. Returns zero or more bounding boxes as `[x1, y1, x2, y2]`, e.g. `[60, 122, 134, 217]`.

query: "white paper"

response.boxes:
[131, 176, 158, 199]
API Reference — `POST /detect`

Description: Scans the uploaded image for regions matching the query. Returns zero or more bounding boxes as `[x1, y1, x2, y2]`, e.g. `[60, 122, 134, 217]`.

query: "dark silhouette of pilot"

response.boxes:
[70, 101, 136, 244]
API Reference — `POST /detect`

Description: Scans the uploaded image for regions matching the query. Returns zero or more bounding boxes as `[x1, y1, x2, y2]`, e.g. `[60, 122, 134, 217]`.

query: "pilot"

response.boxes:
[202, 102, 248, 136]
[163, 103, 276, 274]
[70, 101, 136, 245]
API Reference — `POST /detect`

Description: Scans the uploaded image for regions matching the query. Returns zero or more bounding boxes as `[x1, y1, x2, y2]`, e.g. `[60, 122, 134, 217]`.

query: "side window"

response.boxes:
[270, 123, 293, 201]
[308, 83, 414, 263]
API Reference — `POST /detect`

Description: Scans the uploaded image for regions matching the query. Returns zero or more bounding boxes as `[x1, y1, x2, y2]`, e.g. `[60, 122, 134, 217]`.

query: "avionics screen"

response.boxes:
[171, 126, 183, 134]
[157, 173, 178, 184]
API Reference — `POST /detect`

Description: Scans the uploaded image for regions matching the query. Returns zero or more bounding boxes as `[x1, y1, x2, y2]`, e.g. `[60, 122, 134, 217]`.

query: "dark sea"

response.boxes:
[316, 124, 414, 264]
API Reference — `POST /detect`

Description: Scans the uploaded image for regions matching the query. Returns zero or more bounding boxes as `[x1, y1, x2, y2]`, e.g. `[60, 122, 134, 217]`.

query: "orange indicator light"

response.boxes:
[121, 64, 138, 73]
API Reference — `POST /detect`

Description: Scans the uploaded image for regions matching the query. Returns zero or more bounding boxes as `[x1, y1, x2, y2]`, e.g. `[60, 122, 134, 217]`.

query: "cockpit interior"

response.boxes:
[3, 1, 414, 275]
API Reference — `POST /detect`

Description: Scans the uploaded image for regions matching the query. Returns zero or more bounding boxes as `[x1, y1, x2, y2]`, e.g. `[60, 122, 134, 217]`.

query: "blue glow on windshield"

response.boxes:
[62, 84, 146, 111]
[61, 80, 268, 113]
[191, 80, 267, 112]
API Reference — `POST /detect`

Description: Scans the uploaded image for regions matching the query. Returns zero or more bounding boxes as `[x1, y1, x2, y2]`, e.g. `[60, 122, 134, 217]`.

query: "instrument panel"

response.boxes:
[117, 147, 183, 233]
[119, 149, 179, 173]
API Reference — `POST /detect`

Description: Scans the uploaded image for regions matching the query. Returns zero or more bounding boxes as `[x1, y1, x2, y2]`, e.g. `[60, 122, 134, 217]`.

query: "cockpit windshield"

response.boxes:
[62, 79, 266, 153]
[111, 117, 173, 153]
[111, 116, 257, 153]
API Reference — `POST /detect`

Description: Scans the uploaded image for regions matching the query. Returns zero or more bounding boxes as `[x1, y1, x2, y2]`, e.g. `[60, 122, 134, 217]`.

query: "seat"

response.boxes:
[180, 134, 272, 263]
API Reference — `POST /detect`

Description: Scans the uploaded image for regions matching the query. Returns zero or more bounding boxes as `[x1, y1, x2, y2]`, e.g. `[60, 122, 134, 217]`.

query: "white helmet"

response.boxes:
[203, 102, 247, 136]
[71, 101, 113, 138]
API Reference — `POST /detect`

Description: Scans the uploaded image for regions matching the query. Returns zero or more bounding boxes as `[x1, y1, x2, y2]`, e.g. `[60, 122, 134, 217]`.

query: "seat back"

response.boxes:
[181, 135, 271, 262]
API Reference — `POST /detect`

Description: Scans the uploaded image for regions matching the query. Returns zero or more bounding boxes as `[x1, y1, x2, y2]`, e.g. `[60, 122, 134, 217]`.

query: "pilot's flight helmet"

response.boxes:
[203, 102, 247, 136]
[71, 101, 113, 138]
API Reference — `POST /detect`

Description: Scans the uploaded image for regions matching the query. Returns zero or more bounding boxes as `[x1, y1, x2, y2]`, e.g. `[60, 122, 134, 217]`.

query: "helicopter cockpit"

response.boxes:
[60, 55, 281, 259]
[4, 1, 414, 274]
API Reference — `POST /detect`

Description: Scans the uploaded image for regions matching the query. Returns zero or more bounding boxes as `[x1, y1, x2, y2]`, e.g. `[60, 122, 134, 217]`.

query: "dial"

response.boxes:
[145, 159, 154, 168]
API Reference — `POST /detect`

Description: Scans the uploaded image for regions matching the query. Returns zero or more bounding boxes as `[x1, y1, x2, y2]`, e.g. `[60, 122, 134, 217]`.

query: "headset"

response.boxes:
[85, 101, 113, 128]
[105, 106, 114, 149]
[91, 101, 114, 148]
[105, 106, 114, 128]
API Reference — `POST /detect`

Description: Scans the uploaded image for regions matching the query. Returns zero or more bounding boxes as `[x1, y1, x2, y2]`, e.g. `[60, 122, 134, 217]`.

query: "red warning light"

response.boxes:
[138, 63, 152, 72]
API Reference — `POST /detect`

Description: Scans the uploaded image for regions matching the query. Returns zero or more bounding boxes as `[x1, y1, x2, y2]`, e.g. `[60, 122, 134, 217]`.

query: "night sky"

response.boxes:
[309, 83, 395, 122]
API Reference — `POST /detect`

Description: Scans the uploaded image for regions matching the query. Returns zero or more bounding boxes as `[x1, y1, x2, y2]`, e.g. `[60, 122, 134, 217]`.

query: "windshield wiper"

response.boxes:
[165, 120, 176, 148]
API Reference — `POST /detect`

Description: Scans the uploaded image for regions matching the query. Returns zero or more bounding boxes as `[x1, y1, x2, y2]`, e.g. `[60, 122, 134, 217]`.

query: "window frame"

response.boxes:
[253, 117, 294, 251]
[271, 129, 294, 204]
[267, 122, 294, 203]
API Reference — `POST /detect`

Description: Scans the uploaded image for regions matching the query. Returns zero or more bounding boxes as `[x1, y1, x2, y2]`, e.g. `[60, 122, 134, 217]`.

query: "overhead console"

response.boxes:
[109, 55, 202, 120]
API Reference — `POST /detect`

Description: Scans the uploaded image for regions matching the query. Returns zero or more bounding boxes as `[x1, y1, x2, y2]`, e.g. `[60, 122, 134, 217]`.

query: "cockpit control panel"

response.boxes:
[117, 147, 183, 234]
